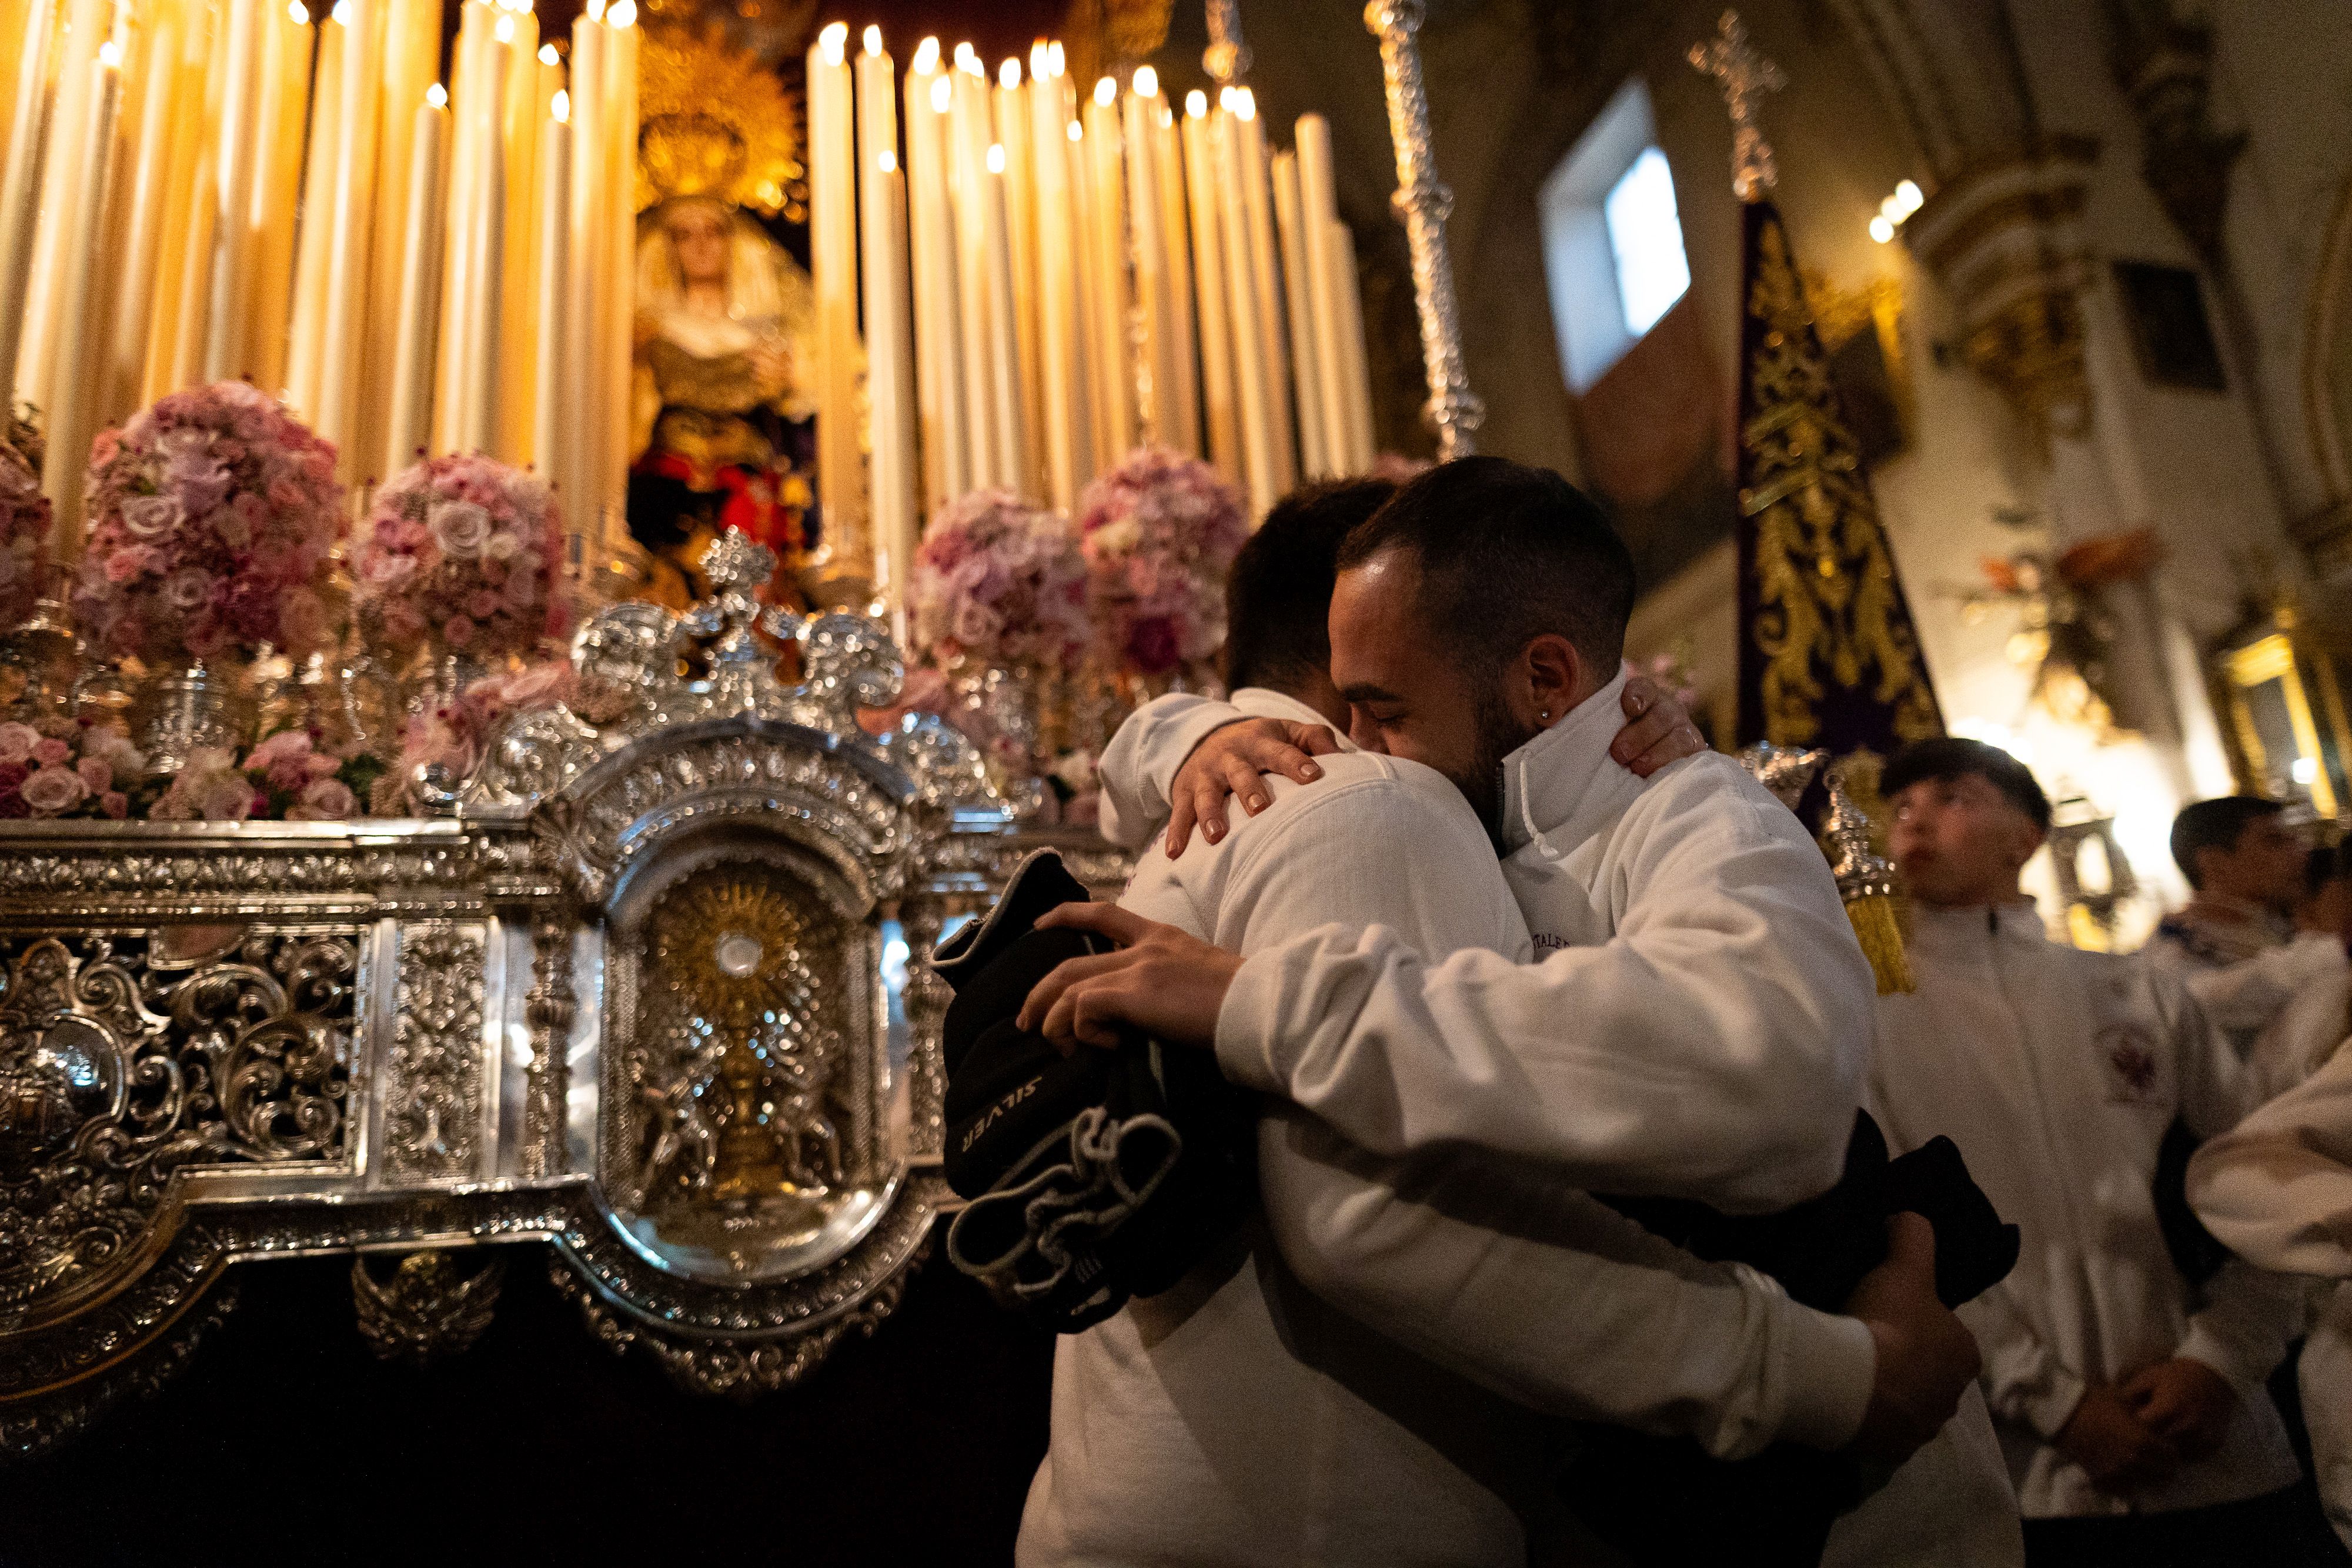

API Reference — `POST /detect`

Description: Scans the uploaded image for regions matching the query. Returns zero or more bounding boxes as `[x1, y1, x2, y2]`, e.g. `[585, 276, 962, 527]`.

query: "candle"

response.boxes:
[1292, 114, 1356, 474]
[948, 50, 999, 491]
[365, 0, 440, 472]
[995, 58, 1044, 490]
[238, 0, 306, 396]
[1212, 102, 1276, 519]
[1180, 94, 1239, 484]
[459, 18, 507, 454]
[530, 88, 567, 489]
[1121, 70, 1175, 450]
[808, 20, 865, 578]
[201, 0, 263, 381]
[0, 0, 58, 394]
[864, 157, 916, 620]
[284, 2, 343, 414]
[1024, 44, 1085, 510]
[16, 0, 105, 413]
[1232, 90, 1294, 493]
[1330, 219, 1374, 470]
[1271, 149, 1329, 481]
[1082, 79, 1130, 468]
[105, 0, 178, 421]
[318, 0, 384, 471]
[562, 6, 603, 542]
[436, 0, 489, 454]
[163, 10, 227, 395]
[980, 141, 1025, 493]
[383, 85, 445, 474]
[494, 6, 540, 463]
[599, 1, 636, 553]
[904, 44, 964, 510]
[1150, 101, 1199, 457]
[41, 36, 121, 560]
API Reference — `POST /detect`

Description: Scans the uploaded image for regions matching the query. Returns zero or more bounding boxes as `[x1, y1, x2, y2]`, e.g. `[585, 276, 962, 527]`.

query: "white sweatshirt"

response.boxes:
[1105, 674, 1869, 1213]
[1021, 688, 1877, 1567]
[1870, 901, 2303, 1518]
[2146, 908, 2347, 1068]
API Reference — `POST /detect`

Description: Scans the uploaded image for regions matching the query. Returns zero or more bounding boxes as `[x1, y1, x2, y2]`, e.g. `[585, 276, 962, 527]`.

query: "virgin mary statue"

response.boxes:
[630, 195, 819, 599]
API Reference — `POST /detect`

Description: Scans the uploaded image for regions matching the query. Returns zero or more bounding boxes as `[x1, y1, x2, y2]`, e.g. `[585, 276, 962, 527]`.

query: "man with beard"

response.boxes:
[1016, 477, 1974, 1566]
[1024, 457, 2007, 1562]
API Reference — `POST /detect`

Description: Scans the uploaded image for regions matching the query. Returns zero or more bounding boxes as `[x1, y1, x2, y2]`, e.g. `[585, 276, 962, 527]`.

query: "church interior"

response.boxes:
[4, 0, 2352, 1562]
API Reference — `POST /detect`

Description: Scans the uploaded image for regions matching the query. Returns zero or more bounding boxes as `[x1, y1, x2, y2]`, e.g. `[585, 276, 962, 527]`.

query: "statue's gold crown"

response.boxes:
[635, 29, 804, 219]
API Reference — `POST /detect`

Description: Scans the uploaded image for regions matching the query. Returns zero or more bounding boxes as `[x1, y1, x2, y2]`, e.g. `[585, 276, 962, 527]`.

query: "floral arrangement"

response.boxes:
[355, 453, 568, 660]
[147, 728, 386, 822]
[73, 381, 342, 664]
[1074, 448, 1250, 678]
[0, 437, 49, 632]
[392, 660, 580, 811]
[0, 720, 150, 820]
[907, 490, 1090, 672]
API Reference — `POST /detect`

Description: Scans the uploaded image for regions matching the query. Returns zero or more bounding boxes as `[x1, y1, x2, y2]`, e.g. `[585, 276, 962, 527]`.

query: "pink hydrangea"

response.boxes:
[1074, 448, 1249, 678]
[71, 382, 345, 664]
[907, 492, 1088, 673]
[355, 454, 567, 661]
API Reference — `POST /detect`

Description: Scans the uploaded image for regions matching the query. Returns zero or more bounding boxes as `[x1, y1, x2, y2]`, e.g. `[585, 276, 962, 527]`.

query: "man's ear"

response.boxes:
[2010, 821, 2048, 875]
[1519, 634, 1583, 728]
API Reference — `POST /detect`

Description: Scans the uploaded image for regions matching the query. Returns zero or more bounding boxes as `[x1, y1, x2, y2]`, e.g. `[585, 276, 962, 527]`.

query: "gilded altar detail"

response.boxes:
[383, 924, 487, 1183]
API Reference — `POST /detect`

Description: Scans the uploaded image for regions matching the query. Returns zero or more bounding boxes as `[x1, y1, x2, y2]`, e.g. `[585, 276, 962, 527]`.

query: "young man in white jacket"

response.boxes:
[1867, 738, 2324, 1564]
[1024, 460, 2005, 1561]
[1019, 482, 1975, 1565]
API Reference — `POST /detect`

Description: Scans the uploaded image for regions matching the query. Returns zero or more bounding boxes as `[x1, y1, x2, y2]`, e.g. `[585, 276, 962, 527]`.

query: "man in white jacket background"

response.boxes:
[1867, 737, 2333, 1565]
[1024, 458, 2003, 1560]
[1016, 479, 1972, 1565]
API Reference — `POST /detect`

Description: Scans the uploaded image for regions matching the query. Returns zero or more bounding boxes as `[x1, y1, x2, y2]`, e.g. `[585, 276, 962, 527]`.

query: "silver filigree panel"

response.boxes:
[382, 924, 487, 1183]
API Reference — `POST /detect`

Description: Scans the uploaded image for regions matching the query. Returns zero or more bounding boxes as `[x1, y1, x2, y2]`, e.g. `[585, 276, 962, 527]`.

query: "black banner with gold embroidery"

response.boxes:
[1735, 199, 1942, 757]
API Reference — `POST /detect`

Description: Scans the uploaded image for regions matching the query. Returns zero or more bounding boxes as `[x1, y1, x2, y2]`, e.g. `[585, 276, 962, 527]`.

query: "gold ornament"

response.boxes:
[636, 29, 806, 220]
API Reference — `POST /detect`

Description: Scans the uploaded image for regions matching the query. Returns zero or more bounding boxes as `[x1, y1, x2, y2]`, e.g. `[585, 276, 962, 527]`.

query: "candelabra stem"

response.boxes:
[1364, 0, 1482, 460]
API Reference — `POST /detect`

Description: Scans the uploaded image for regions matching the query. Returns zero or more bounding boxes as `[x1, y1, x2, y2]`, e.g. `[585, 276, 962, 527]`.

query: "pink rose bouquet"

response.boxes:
[1074, 448, 1248, 677]
[390, 658, 580, 811]
[907, 491, 1090, 673]
[146, 727, 385, 821]
[0, 439, 50, 632]
[72, 382, 343, 663]
[0, 719, 152, 820]
[355, 453, 569, 660]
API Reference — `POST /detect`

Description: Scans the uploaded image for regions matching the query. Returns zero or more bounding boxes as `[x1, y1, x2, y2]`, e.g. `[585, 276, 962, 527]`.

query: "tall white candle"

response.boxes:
[1180, 94, 1239, 484]
[995, 58, 1044, 490]
[980, 142, 1025, 493]
[1024, 45, 1085, 510]
[1150, 102, 1198, 457]
[1121, 71, 1176, 450]
[808, 20, 865, 576]
[1271, 149, 1329, 482]
[1232, 91, 1293, 494]
[41, 38, 119, 560]
[904, 44, 965, 511]
[318, 0, 384, 471]
[0, 0, 58, 395]
[865, 158, 916, 617]
[948, 51, 999, 490]
[530, 90, 567, 489]
[1082, 79, 1130, 467]
[599, 2, 636, 553]
[1213, 103, 1275, 519]
[105, 0, 178, 420]
[460, 20, 507, 454]
[284, 5, 344, 415]
[201, 0, 262, 381]
[383, 85, 445, 474]
[562, 6, 603, 546]
[1330, 219, 1375, 470]
[1293, 114, 1355, 475]
[16, 0, 105, 413]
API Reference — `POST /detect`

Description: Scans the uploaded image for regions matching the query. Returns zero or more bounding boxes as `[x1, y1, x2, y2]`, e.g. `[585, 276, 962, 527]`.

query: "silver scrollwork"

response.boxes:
[383, 924, 486, 1182]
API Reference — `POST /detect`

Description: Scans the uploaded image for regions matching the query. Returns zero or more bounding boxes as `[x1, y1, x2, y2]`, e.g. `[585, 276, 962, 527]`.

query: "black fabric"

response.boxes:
[2020, 1482, 2350, 1568]
[2153, 1115, 2232, 1288]
[933, 851, 1255, 1335]
[1558, 1111, 2021, 1567]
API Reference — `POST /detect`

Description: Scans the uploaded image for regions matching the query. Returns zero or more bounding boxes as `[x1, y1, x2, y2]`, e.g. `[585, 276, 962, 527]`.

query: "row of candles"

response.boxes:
[0, 0, 640, 560]
[803, 24, 1379, 604]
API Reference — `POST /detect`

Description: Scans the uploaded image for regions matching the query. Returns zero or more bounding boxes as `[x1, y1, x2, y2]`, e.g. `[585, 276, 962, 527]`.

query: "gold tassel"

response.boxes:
[1844, 890, 1914, 996]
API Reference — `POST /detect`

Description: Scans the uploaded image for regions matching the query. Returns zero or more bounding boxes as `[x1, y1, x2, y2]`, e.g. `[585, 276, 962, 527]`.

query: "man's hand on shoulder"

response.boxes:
[1167, 719, 1339, 858]
[1842, 1212, 1982, 1466]
[1018, 904, 1241, 1049]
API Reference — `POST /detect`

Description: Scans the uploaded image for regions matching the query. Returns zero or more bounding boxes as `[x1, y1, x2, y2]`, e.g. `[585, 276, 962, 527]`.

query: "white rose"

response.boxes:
[428, 500, 492, 559]
[21, 765, 87, 815]
[482, 530, 520, 562]
[121, 493, 184, 540]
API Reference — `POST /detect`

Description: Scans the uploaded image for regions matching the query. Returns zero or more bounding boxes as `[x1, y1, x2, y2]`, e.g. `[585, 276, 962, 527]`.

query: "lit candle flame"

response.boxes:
[1093, 76, 1115, 106]
[953, 41, 978, 73]
[1132, 65, 1157, 98]
[537, 41, 557, 62]
[330, 0, 350, 25]
[585, 0, 603, 21]
[986, 142, 1005, 173]
[878, 149, 897, 173]
[286, 1, 307, 22]
[912, 35, 938, 73]
[929, 75, 951, 113]
[1234, 86, 1257, 121]
[1185, 88, 1207, 118]
[863, 24, 881, 56]
[999, 58, 1019, 90]
[606, 0, 634, 29]
[97, 37, 120, 66]
[493, 13, 514, 44]
[818, 20, 846, 65]
[426, 82, 448, 108]
[1067, 119, 1082, 142]
[1029, 40, 1050, 80]
[1048, 41, 1064, 77]
[552, 87, 569, 121]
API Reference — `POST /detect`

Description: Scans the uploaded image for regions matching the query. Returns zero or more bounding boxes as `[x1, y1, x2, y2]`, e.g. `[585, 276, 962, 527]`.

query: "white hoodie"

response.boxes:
[1023, 688, 1877, 1567]
[1101, 673, 1869, 1212]
[1871, 901, 2301, 1518]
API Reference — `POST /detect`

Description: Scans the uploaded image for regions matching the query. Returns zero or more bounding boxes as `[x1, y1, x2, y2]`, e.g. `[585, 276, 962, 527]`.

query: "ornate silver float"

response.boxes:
[0, 535, 1127, 1454]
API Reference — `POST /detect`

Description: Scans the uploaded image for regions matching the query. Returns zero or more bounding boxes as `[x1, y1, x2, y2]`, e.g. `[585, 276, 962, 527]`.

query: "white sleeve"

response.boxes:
[1218, 778, 1876, 1458]
[2161, 934, 2348, 1041]
[2190, 1044, 2352, 1278]
[1214, 768, 1867, 1212]
[1957, 1283, 2089, 1440]
[2163, 970, 2260, 1141]
[1261, 1113, 1877, 1458]
[1094, 694, 1242, 852]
